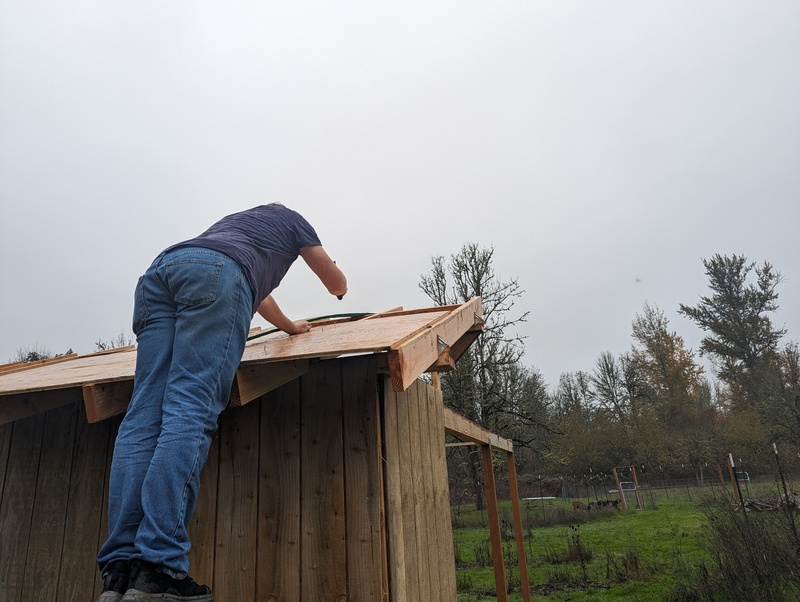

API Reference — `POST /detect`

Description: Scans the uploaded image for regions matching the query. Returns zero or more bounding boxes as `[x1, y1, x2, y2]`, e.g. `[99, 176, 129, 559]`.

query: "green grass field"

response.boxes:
[452, 497, 710, 601]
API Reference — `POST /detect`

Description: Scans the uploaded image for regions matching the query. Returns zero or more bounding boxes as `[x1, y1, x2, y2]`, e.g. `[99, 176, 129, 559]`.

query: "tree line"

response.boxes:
[421, 245, 799, 504]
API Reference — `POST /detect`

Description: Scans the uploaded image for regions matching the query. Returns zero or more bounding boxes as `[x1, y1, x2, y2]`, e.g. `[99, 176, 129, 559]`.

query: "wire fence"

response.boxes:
[519, 473, 797, 511]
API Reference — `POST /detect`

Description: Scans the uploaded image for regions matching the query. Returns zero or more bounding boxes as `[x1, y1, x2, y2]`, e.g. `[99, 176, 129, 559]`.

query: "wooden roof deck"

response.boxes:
[0, 298, 483, 427]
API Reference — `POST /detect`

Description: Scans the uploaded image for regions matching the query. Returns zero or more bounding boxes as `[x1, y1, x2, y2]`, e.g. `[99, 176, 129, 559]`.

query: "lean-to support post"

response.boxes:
[480, 444, 508, 602]
[505, 451, 531, 602]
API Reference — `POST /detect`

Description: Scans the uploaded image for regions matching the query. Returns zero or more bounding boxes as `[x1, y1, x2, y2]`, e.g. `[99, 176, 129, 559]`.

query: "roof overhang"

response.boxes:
[0, 298, 484, 426]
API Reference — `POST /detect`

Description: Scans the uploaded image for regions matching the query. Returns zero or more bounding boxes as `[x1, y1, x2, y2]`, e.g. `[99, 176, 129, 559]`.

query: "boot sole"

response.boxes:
[120, 590, 213, 602]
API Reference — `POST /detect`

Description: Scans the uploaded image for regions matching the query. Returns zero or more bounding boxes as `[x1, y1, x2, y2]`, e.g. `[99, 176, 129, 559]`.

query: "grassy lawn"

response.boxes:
[452, 497, 710, 601]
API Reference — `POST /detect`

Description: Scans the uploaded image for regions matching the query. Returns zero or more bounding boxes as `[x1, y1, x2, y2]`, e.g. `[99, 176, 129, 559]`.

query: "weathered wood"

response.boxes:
[410, 382, 434, 600]
[93, 416, 122, 600]
[229, 359, 308, 407]
[0, 421, 12, 503]
[394, 386, 420, 599]
[214, 400, 259, 600]
[341, 356, 384, 601]
[83, 380, 134, 423]
[0, 348, 495, 601]
[0, 413, 46, 601]
[301, 361, 347, 602]
[0, 387, 84, 427]
[388, 297, 483, 391]
[381, 382, 408, 602]
[22, 404, 78, 601]
[481, 445, 508, 601]
[375, 383, 390, 600]
[429, 385, 458, 599]
[257, 379, 301, 601]
[187, 431, 220, 590]
[443, 406, 513, 452]
[417, 382, 441, 598]
[57, 406, 112, 602]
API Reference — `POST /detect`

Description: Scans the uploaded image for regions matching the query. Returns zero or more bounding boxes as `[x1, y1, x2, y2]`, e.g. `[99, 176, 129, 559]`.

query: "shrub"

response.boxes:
[670, 495, 800, 601]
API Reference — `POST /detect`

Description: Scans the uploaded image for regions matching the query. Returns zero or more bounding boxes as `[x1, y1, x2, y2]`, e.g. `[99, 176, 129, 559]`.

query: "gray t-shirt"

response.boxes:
[167, 204, 322, 314]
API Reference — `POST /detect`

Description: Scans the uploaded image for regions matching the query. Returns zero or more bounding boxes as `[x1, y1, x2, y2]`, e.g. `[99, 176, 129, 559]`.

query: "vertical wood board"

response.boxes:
[394, 386, 421, 600]
[187, 430, 220, 590]
[341, 356, 384, 601]
[22, 404, 78, 601]
[57, 407, 112, 602]
[0, 413, 46, 601]
[214, 401, 260, 600]
[257, 379, 302, 601]
[300, 361, 347, 602]
[93, 416, 122, 600]
[417, 383, 442, 599]
[0, 421, 13, 505]
[380, 382, 407, 602]
[406, 384, 433, 599]
[429, 386, 458, 600]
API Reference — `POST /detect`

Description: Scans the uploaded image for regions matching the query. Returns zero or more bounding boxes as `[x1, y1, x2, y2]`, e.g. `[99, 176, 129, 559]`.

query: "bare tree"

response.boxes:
[95, 330, 135, 351]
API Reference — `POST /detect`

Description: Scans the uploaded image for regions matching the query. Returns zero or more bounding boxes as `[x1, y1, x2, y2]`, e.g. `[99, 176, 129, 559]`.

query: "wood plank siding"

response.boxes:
[0, 355, 457, 601]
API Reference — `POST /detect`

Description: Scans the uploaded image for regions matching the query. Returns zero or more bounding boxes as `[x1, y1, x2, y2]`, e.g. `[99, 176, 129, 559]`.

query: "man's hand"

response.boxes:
[286, 320, 311, 335]
[257, 296, 311, 335]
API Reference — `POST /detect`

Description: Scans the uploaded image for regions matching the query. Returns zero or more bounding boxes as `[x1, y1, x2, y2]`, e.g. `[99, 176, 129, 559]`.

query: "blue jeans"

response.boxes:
[97, 247, 253, 579]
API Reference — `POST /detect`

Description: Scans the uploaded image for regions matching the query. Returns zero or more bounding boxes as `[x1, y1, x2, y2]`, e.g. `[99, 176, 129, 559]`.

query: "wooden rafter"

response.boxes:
[387, 297, 483, 392]
[442, 407, 513, 452]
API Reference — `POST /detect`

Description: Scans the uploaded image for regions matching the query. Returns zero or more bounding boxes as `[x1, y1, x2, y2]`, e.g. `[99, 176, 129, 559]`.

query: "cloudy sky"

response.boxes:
[1, 1, 798, 388]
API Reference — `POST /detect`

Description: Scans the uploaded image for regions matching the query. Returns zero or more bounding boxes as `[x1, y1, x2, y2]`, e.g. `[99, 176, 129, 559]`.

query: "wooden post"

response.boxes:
[726, 455, 740, 502]
[717, 462, 727, 489]
[505, 452, 531, 602]
[631, 465, 644, 510]
[480, 445, 508, 602]
[612, 467, 627, 510]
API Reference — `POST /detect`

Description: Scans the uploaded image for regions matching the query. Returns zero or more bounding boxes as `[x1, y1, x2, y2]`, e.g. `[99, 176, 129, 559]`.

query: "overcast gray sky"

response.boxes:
[1, 1, 798, 388]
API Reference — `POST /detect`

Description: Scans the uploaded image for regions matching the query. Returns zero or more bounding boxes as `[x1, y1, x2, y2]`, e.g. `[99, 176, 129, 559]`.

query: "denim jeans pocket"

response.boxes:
[132, 275, 149, 335]
[165, 258, 223, 306]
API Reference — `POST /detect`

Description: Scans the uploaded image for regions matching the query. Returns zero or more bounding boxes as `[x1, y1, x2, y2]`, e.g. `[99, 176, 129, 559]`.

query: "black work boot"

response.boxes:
[120, 559, 213, 601]
[96, 560, 131, 602]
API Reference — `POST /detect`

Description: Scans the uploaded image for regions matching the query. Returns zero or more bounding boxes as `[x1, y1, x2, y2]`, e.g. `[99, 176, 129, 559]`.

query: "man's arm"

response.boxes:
[257, 295, 311, 335]
[299, 245, 348, 297]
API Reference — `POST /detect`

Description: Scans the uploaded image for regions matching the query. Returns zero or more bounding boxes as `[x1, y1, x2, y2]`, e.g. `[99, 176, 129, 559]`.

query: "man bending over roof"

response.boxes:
[95, 203, 347, 602]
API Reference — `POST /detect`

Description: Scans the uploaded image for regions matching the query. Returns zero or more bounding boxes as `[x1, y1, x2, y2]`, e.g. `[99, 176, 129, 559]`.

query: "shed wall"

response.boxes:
[0, 355, 456, 601]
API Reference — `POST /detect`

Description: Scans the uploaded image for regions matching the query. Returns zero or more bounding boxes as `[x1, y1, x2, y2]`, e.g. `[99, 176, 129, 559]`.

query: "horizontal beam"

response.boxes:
[229, 360, 309, 406]
[83, 380, 134, 423]
[442, 407, 513, 453]
[0, 387, 84, 426]
[425, 327, 483, 373]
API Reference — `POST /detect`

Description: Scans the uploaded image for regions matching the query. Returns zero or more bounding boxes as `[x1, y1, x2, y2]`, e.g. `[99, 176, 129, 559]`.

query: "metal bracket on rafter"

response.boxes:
[437, 335, 448, 355]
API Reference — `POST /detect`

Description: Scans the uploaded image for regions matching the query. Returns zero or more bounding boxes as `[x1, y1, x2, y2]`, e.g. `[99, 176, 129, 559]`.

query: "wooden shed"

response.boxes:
[0, 298, 533, 601]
